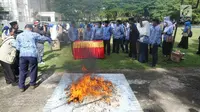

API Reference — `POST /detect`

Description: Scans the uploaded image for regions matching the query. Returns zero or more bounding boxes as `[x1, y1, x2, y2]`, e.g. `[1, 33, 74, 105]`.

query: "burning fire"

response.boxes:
[65, 66, 113, 104]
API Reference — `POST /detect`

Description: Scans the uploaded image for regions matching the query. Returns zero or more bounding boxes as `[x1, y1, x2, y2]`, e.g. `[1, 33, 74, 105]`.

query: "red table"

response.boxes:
[73, 41, 105, 59]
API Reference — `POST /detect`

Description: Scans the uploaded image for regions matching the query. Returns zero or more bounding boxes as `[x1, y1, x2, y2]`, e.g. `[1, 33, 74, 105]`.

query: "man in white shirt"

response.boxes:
[112, 20, 125, 54]
[137, 18, 150, 63]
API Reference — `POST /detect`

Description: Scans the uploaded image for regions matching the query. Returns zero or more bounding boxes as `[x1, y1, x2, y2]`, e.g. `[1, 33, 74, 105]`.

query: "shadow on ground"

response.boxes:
[122, 68, 200, 112]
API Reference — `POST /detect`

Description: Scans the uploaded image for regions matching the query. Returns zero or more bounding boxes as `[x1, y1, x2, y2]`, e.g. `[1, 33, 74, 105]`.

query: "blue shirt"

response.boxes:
[163, 26, 174, 41]
[184, 21, 191, 32]
[103, 26, 112, 40]
[84, 30, 93, 41]
[113, 25, 124, 39]
[93, 27, 103, 40]
[68, 27, 78, 42]
[15, 30, 51, 58]
[149, 25, 162, 45]
[125, 27, 130, 40]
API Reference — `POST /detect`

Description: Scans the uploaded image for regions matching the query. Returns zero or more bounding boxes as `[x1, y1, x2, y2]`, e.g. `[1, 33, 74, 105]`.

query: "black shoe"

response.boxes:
[12, 82, 18, 86]
[132, 58, 136, 60]
[6, 81, 12, 85]
[150, 65, 156, 68]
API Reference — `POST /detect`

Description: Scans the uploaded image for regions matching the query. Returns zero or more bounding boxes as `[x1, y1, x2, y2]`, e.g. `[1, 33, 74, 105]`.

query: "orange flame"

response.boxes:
[66, 66, 113, 104]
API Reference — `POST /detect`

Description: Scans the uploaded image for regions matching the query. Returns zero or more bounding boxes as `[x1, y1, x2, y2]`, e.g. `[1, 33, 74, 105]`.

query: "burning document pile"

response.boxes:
[43, 67, 143, 112]
[65, 74, 113, 104]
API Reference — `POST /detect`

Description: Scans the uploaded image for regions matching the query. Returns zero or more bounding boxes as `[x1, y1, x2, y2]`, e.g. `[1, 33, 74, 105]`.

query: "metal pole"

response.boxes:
[39, 0, 41, 21]
[172, 23, 178, 50]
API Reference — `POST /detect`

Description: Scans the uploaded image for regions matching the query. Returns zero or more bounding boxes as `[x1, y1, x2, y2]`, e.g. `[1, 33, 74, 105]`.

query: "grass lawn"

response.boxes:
[40, 27, 200, 72]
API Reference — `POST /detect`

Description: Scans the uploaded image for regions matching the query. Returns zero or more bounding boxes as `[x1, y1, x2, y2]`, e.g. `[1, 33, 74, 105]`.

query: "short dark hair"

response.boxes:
[117, 20, 122, 24]
[152, 19, 160, 24]
[104, 21, 110, 24]
[9, 28, 15, 33]
[71, 21, 75, 25]
[25, 24, 33, 29]
[98, 21, 102, 25]
[10, 21, 18, 27]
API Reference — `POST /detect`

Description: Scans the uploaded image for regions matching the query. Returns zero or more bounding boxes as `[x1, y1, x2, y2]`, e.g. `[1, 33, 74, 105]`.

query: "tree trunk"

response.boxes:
[89, 13, 91, 22]
[113, 11, 118, 21]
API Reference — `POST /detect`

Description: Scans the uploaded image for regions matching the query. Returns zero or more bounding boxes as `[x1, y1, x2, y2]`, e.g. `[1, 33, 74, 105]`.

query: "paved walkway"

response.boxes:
[0, 68, 200, 112]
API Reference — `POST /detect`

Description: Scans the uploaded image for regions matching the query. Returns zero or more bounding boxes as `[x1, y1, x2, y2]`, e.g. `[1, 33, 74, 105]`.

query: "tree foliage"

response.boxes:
[52, 0, 200, 23]
[53, 0, 101, 22]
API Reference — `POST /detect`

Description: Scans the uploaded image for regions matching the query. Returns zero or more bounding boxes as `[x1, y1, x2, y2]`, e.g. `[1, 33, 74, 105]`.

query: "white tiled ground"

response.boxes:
[43, 73, 143, 112]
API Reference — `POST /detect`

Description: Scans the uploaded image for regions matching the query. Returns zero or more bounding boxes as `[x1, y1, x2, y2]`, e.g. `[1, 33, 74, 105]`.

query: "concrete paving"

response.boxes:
[0, 68, 200, 112]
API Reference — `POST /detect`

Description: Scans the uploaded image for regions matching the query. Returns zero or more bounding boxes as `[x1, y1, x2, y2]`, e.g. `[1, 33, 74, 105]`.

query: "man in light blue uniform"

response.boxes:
[149, 19, 162, 67]
[103, 21, 112, 55]
[68, 22, 78, 42]
[15, 24, 52, 92]
[112, 20, 125, 54]
[92, 21, 103, 40]
[84, 24, 93, 41]
[68, 21, 78, 53]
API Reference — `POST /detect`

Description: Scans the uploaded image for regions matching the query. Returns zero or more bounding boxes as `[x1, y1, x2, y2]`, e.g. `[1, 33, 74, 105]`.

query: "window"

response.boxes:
[19, 12, 22, 15]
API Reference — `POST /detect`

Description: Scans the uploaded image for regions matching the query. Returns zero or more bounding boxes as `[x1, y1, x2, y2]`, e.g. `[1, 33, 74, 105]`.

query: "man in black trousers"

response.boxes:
[129, 18, 140, 59]
[15, 24, 52, 92]
[112, 20, 125, 53]
[196, 36, 200, 55]
[103, 21, 112, 55]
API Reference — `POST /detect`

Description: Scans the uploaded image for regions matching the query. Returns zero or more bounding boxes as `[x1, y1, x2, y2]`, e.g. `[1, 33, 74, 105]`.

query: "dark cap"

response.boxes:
[25, 24, 33, 29]
[104, 21, 110, 24]
[71, 21, 76, 25]
[116, 20, 122, 24]
[10, 21, 18, 27]
[97, 21, 102, 25]
[87, 24, 91, 28]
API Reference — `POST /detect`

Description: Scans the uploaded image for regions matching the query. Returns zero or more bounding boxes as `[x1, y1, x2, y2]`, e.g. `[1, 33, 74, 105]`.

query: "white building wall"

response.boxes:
[0, 0, 55, 22]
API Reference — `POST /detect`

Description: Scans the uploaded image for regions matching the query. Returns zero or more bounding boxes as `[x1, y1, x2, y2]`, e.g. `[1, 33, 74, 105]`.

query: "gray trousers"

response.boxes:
[37, 43, 44, 63]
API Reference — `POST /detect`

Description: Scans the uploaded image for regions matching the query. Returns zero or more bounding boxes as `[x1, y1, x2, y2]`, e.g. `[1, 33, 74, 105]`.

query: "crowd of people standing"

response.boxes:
[0, 21, 52, 92]
[0, 17, 193, 92]
[68, 17, 191, 67]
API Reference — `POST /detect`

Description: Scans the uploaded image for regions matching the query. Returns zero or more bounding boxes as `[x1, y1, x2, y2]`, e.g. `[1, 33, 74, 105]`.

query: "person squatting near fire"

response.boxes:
[15, 24, 52, 92]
